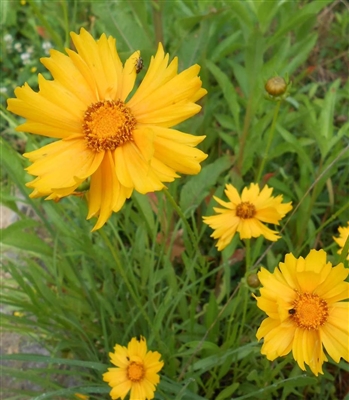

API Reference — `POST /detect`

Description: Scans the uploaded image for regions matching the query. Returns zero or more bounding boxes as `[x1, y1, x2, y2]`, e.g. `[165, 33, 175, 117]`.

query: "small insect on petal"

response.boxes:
[135, 57, 143, 74]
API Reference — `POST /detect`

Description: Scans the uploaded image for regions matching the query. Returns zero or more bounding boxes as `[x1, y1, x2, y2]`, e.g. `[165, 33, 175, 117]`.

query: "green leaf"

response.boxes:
[179, 156, 232, 214]
[1, 354, 107, 371]
[318, 79, 341, 139]
[32, 386, 109, 400]
[234, 375, 317, 399]
[276, 124, 314, 173]
[216, 383, 240, 400]
[192, 342, 259, 372]
[206, 60, 241, 132]
[1, 219, 52, 257]
[132, 192, 155, 234]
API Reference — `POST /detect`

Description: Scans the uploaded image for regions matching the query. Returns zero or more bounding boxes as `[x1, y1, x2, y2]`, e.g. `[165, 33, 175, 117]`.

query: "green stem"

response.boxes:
[163, 188, 197, 250]
[235, 97, 254, 175]
[256, 100, 282, 183]
[152, 0, 164, 46]
[244, 239, 251, 272]
[297, 200, 349, 256]
[98, 230, 157, 338]
[28, 0, 64, 50]
[61, 0, 70, 46]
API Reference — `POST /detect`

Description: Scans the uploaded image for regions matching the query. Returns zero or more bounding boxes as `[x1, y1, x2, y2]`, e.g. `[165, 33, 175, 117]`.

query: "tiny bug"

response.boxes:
[135, 57, 143, 74]
[288, 309, 296, 315]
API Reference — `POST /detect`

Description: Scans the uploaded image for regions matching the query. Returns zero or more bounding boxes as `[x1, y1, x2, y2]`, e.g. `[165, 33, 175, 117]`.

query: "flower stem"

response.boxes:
[98, 230, 157, 337]
[244, 239, 251, 272]
[256, 100, 282, 183]
[235, 97, 254, 175]
[163, 188, 197, 249]
[152, 0, 164, 46]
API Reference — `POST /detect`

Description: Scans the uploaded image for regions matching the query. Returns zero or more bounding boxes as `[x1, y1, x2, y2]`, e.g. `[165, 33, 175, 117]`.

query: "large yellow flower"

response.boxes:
[203, 183, 292, 250]
[333, 221, 349, 260]
[103, 336, 164, 400]
[7, 28, 207, 230]
[255, 249, 349, 376]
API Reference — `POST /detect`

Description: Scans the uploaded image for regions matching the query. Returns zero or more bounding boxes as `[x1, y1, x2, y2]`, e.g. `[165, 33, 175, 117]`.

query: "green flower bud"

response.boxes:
[265, 76, 287, 96]
[247, 273, 260, 288]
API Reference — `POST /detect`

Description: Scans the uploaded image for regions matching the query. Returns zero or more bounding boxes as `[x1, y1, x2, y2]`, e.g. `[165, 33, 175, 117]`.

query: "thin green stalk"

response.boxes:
[152, 0, 164, 46]
[28, 0, 64, 50]
[162, 188, 197, 250]
[256, 100, 282, 183]
[235, 96, 254, 174]
[178, 282, 241, 381]
[252, 144, 349, 268]
[244, 239, 251, 271]
[61, 0, 70, 46]
[98, 230, 157, 339]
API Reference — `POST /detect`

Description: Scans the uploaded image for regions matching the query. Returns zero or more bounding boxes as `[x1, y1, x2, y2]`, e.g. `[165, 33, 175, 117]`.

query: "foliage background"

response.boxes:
[1, 0, 348, 399]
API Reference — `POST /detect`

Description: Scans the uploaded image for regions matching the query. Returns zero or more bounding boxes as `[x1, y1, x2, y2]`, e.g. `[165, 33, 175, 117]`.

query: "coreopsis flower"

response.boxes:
[203, 183, 292, 251]
[254, 249, 349, 376]
[333, 222, 349, 260]
[7, 28, 207, 230]
[103, 336, 164, 400]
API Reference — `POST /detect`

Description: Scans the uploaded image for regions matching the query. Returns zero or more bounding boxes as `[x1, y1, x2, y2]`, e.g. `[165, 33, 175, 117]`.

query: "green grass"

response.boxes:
[1, 0, 348, 399]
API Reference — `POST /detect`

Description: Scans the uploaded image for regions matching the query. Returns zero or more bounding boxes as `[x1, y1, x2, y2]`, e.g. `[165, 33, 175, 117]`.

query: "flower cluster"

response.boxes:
[6, 27, 349, 399]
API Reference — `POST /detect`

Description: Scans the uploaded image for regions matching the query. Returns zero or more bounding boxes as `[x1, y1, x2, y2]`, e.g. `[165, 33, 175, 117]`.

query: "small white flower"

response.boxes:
[42, 41, 53, 55]
[26, 45, 34, 54]
[20, 52, 31, 65]
[14, 42, 22, 52]
[4, 34, 13, 44]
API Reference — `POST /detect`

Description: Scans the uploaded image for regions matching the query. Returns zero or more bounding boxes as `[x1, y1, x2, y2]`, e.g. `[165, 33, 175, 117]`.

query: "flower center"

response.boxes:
[290, 292, 329, 330]
[236, 202, 256, 219]
[82, 100, 136, 152]
[127, 361, 145, 382]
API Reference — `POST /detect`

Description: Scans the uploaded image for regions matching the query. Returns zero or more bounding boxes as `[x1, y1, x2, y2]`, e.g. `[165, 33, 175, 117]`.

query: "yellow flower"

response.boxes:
[333, 222, 349, 260]
[7, 28, 207, 231]
[203, 183, 292, 250]
[254, 249, 349, 376]
[103, 336, 164, 400]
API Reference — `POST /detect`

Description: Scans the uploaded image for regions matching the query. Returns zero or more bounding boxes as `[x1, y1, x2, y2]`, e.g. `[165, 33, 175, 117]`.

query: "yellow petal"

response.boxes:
[320, 303, 349, 362]
[135, 102, 202, 127]
[122, 142, 164, 194]
[151, 125, 205, 146]
[261, 320, 294, 358]
[70, 29, 111, 99]
[119, 51, 138, 101]
[128, 43, 177, 109]
[87, 151, 129, 231]
[41, 49, 96, 105]
[292, 328, 326, 375]
[153, 128, 207, 175]
[25, 138, 102, 196]
[241, 183, 260, 202]
[224, 184, 241, 205]
[7, 83, 81, 136]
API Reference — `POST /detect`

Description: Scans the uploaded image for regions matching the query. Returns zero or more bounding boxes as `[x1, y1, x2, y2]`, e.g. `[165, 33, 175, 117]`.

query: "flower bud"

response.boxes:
[247, 273, 260, 288]
[265, 76, 287, 97]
